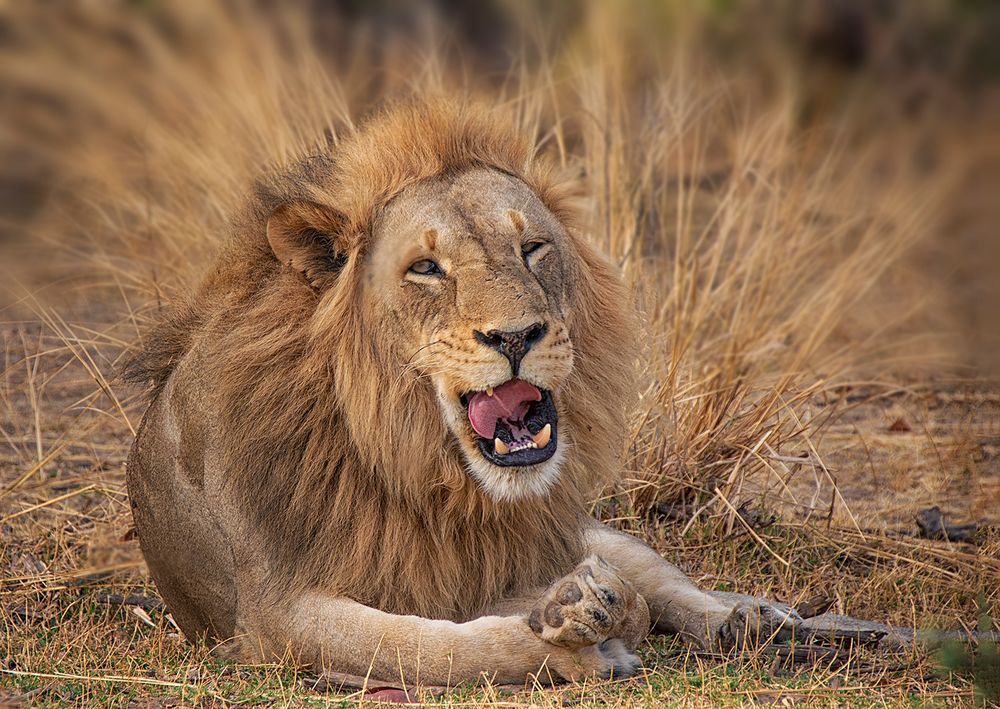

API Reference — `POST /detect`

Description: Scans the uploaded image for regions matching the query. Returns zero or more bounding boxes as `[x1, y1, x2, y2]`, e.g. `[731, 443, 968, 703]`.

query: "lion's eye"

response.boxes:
[408, 259, 443, 277]
[521, 241, 547, 260]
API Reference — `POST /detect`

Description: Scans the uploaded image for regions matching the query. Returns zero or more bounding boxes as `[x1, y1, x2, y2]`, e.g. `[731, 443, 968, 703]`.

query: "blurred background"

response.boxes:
[1, 0, 999, 704]
[2, 0, 998, 364]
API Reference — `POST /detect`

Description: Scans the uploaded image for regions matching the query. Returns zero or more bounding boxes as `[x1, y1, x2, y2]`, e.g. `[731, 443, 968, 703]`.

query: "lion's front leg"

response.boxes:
[583, 522, 799, 650]
[244, 593, 637, 686]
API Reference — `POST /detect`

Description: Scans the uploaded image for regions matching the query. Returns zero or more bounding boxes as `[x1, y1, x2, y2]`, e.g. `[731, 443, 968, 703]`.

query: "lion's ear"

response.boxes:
[266, 201, 349, 288]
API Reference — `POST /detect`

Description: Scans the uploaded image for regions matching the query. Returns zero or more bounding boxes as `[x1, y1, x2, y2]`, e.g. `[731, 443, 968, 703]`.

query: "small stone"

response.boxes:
[888, 417, 912, 432]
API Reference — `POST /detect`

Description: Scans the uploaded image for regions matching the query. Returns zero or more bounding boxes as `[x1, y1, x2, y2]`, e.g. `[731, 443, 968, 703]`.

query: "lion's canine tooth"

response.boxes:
[486, 387, 494, 397]
[494, 437, 510, 455]
[533, 423, 552, 448]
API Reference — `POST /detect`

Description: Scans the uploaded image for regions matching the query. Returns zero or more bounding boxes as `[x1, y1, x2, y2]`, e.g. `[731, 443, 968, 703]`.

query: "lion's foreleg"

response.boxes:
[583, 522, 736, 649]
[252, 593, 634, 686]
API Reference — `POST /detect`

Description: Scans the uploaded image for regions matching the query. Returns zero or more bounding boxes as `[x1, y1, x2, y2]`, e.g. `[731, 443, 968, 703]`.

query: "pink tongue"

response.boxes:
[467, 379, 542, 439]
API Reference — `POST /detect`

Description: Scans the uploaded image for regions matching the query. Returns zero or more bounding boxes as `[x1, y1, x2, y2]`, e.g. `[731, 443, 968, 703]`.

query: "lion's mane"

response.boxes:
[124, 100, 636, 621]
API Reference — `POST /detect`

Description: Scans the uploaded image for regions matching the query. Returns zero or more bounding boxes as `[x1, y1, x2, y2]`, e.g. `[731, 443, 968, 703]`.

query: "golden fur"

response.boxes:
[124, 99, 636, 623]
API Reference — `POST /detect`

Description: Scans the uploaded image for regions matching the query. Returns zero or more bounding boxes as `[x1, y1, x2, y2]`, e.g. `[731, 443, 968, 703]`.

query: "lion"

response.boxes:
[123, 99, 796, 685]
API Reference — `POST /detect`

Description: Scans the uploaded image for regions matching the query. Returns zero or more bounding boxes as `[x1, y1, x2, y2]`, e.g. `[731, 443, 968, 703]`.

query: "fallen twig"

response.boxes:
[93, 592, 165, 613]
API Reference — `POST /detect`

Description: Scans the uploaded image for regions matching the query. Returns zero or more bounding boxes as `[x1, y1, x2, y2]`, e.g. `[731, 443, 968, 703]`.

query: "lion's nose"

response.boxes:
[473, 322, 548, 376]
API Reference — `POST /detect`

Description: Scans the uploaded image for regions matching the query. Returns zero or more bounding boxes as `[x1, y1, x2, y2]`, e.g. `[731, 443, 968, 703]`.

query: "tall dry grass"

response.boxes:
[0, 2, 982, 535]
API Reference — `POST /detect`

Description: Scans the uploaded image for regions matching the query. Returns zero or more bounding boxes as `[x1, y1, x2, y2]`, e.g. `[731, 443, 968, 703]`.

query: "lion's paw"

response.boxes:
[718, 601, 800, 650]
[528, 555, 649, 651]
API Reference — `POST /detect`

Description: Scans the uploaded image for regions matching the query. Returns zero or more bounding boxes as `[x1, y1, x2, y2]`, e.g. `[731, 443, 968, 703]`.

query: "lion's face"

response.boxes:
[367, 168, 575, 501]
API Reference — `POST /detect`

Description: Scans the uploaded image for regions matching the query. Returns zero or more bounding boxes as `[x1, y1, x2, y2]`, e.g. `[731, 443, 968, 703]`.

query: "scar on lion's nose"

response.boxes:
[473, 322, 547, 376]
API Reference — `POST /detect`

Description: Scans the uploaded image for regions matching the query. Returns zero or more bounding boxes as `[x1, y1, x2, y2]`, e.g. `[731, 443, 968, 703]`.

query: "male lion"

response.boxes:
[124, 100, 794, 684]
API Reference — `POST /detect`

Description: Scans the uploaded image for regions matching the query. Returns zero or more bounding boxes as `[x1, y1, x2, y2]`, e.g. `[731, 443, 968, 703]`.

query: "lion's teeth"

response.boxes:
[494, 437, 510, 455]
[533, 423, 552, 448]
[486, 387, 494, 397]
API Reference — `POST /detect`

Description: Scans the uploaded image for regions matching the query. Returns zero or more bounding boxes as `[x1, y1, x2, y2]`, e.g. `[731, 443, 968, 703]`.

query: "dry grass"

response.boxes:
[1, 1, 998, 706]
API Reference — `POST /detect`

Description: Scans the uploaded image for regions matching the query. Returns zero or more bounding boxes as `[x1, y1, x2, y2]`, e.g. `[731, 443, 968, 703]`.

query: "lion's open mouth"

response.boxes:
[459, 378, 558, 467]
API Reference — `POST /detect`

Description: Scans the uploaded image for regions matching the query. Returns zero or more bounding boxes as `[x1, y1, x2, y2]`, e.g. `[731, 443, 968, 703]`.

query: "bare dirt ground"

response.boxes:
[790, 383, 1000, 530]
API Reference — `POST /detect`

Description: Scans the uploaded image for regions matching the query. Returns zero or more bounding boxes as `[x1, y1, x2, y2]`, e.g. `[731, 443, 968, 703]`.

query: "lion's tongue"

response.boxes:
[467, 379, 542, 439]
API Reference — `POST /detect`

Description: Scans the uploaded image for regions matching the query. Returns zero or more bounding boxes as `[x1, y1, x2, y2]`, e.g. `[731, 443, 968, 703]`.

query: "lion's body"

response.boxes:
[125, 100, 754, 683]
